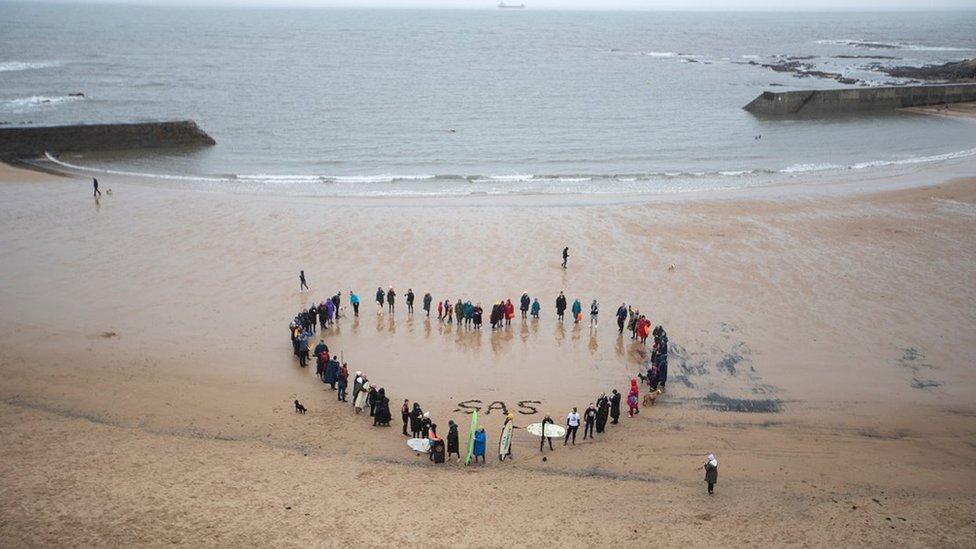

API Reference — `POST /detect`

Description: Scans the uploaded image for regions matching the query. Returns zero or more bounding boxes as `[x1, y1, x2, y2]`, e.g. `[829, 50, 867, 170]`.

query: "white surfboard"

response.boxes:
[354, 382, 370, 409]
[526, 422, 567, 438]
[498, 421, 514, 460]
[407, 438, 430, 453]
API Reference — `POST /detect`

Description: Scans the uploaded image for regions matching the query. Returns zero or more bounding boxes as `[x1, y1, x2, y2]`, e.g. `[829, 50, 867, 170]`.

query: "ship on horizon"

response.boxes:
[498, 2, 526, 8]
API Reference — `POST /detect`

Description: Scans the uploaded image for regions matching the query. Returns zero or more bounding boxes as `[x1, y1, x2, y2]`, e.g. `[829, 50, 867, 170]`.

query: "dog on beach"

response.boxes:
[294, 400, 307, 414]
[642, 389, 662, 407]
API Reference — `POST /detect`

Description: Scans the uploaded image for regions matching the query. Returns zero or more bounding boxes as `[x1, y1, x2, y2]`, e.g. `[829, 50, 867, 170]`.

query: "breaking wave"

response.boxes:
[0, 60, 63, 73]
[816, 39, 972, 52]
[1, 95, 84, 112]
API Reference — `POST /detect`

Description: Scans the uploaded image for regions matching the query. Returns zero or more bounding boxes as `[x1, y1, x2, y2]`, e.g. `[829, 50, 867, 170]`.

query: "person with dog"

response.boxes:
[703, 454, 718, 494]
[564, 407, 580, 445]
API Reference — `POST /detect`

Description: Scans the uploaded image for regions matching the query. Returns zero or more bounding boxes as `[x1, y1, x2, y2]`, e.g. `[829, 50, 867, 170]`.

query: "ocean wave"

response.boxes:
[1, 95, 84, 112]
[816, 39, 971, 52]
[780, 163, 842, 174]
[0, 60, 62, 73]
[850, 147, 976, 170]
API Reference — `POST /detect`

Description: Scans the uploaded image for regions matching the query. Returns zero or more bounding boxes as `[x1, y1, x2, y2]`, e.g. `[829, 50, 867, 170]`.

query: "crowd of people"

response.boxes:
[287, 284, 719, 493]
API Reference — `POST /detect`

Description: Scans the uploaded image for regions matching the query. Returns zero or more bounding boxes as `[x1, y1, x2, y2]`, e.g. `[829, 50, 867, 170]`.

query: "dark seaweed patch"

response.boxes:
[702, 392, 781, 413]
[910, 378, 941, 389]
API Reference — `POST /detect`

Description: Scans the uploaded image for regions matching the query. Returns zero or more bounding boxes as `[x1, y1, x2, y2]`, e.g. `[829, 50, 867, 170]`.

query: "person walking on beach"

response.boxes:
[406, 289, 415, 315]
[627, 378, 640, 417]
[447, 420, 461, 462]
[93, 178, 101, 198]
[520, 292, 530, 320]
[589, 299, 599, 328]
[582, 403, 597, 439]
[571, 298, 582, 324]
[564, 407, 580, 445]
[562, 246, 569, 269]
[387, 287, 396, 314]
[337, 363, 348, 402]
[616, 303, 627, 333]
[703, 454, 718, 494]
[401, 399, 411, 436]
[540, 414, 555, 452]
[375, 287, 384, 314]
[423, 292, 432, 317]
[555, 292, 567, 322]
[299, 270, 309, 293]
[609, 389, 621, 424]
[350, 290, 360, 317]
[531, 298, 541, 319]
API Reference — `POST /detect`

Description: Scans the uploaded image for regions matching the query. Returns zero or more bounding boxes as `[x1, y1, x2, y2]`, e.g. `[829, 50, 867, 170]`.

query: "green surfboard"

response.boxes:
[464, 410, 478, 466]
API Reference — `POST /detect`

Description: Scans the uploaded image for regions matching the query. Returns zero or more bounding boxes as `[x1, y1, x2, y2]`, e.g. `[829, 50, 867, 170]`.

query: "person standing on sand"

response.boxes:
[375, 287, 384, 313]
[455, 299, 464, 328]
[337, 363, 348, 402]
[609, 389, 621, 424]
[401, 399, 411, 436]
[564, 407, 580, 445]
[421, 412, 432, 438]
[473, 303, 483, 329]
[583, 403, 597, 439]
[297, 333, 309, 368]
[464, 300, 474, 327]
[387, 286, 396, 314]
[616, 304, 627, 333]
[352, 371, 364, 403]
[423, 292, 432, 317]
[406, 289, 415, 315]
[473, 427, 487, 464]
[368, 385, 379, 416]
[93, 178, 101, 198]
[703, 454, 718, 494]
[571, 298, 582, 324]
[595, 393, 609, 433]
[504, 299, 515, 326]
[627, 378, 640, 417]
[447, 420, 461, 462]
[410, 403, 423, 438]
[437, 299, 444, 320]
[531, 298, 541, 319]
[562, 246, 569, 269]
[350, 290, 360, 317]
[520, 292, 530, 319]
[590, 299, 599, 328]
[540, 414, 555, 452]
[556, 292, 567, 322]
[299, 270, 309, 293]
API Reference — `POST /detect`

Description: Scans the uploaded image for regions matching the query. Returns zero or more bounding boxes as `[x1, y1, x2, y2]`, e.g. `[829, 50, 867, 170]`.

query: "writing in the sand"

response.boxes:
[453, 400, 541, 415]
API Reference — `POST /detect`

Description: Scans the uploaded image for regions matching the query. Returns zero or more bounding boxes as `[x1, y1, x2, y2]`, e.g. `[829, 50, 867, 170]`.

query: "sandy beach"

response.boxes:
[1, 159, 975, 547]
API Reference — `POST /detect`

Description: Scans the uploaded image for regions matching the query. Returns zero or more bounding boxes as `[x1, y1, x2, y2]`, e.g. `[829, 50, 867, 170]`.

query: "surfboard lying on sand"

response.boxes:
[526, 422, 567, 438]
[498, 421, 514, 460]
[464, 411, 478, 466]
[407, 438, 430, 453]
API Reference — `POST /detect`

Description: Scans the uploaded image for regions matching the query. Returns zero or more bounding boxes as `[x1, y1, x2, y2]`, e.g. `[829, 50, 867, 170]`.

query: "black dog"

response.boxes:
[294, 400, 307, 414]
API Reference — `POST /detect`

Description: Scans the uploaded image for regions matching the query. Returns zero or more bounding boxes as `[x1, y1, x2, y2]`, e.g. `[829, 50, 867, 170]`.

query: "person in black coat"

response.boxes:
[520, 292, 530, 319]
[609, 389, 621, 424]
[367, 386, 378, 416]
[555, 292, 567, 322]
[446, 420, 460, 462]
[595, 394, 610, 433]
[410, 403, 423, 438]
[421, 412, 431, 438]
[616, 304, 628, 333]
[422, 293, 432, 317]
[373, 388, 391, 426]
[406, 289, 415, 314]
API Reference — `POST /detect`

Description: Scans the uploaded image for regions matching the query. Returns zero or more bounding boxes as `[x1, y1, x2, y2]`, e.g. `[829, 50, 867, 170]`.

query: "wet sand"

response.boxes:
[1, 162, 975, 547]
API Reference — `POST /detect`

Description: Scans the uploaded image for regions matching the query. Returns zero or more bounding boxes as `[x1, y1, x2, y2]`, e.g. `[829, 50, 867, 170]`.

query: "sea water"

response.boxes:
[2, 4, 975, 196]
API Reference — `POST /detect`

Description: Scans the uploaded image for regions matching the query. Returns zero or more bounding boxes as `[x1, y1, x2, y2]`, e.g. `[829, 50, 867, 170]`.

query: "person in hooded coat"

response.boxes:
[421, 412, 431, 438]
[297, 335, 309, 368]
[446, 420, 461, 462]
[423, 292, 432, 317]
[627, 378, 640, 417]
[504, 299, 515, 325]
[410, 403, 423, 438]
[455, 299, 463, 326]
[473, 304, 483, 329]
[473, 427, 487, 464]
[352, 371, 364, 403]
[315, 349, 329, 381]
[609, 389, 621, 424]
[406, 289, 415, 314]
[531, 298, 541, 319]
[703, 454, 718, 494]
[376, 287, 385, 312]
[373, 388, 391, 426]
[571, 299, 582, 324]
[337, 363, 348, 402]
[595, 393, 610, 433]
[387, 287, 396, 314]
[555, 292, 567, 321]
[323, 356, 339, 388]
[368, 385, 379, 416]
[520, 292, 530, 319]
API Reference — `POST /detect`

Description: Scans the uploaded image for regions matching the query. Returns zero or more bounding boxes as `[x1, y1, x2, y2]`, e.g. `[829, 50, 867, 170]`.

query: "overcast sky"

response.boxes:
[13, 0, 976, 10]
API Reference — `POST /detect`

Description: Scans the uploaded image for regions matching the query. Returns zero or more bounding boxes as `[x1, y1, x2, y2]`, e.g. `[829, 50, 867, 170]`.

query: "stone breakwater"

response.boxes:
[743, 83, 976, 116]
[0, 120, 215, 160]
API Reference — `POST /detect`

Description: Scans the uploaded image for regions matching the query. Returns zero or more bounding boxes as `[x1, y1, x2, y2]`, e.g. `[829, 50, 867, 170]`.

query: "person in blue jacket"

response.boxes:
[349, 290, 360, 317]
[571, 299, 582, 324]
[530, 298, 541, 319]
[473, 427, 487, 464]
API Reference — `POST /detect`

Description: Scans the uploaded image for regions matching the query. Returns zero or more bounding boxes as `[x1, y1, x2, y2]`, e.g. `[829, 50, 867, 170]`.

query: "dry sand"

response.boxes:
[1, 161, 975, 547]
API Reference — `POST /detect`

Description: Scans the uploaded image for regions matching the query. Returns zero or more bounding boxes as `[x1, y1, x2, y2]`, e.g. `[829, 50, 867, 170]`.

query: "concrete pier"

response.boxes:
[743, 83, 976, 116]
[0, 120, 215, 160]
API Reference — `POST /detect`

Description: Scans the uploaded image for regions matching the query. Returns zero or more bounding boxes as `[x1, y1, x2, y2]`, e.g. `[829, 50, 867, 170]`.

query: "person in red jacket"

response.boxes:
[504, 299, 515, 326]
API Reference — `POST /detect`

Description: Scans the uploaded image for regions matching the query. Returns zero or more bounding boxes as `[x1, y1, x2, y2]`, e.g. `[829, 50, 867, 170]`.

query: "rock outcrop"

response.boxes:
[0, 120, 215, 160]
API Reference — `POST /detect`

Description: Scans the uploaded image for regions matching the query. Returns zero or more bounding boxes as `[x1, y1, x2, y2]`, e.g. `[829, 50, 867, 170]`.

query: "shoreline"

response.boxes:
[1, 161, 975, 546]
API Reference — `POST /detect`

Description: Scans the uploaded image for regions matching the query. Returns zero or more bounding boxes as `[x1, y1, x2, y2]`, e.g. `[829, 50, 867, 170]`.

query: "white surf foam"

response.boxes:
[2, 95, 84, 112]
[0, 60, 62, 73]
